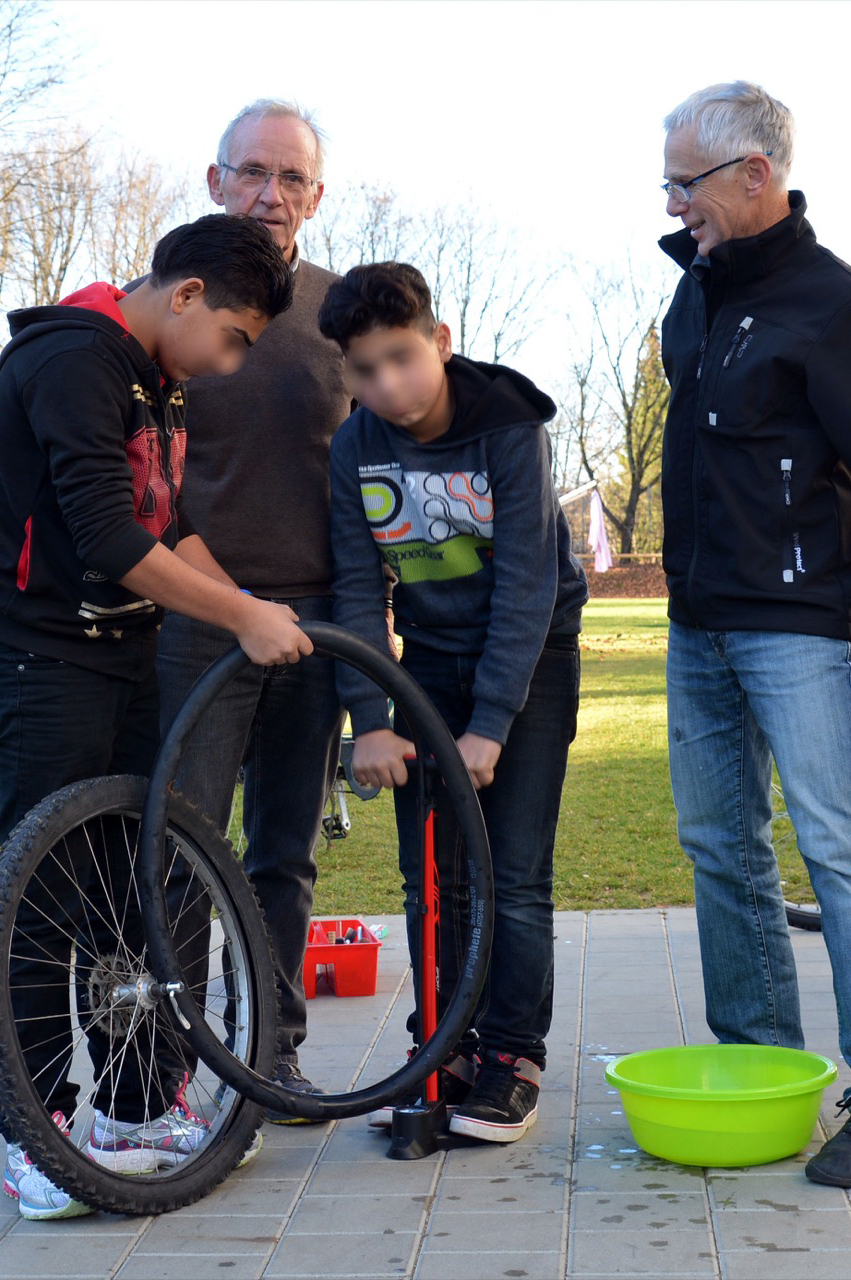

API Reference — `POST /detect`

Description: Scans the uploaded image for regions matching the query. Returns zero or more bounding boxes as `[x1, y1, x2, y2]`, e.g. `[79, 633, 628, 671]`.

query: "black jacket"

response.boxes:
[660, 191, 851, 639]
[0, 292, 191, 677]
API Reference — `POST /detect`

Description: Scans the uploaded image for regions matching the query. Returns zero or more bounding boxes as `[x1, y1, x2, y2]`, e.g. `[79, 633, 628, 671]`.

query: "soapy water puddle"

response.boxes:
[585, 1045, 635, 1063]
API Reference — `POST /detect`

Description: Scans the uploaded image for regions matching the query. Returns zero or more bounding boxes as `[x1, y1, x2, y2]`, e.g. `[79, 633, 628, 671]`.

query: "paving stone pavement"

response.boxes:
[2, 908, 851, 1280]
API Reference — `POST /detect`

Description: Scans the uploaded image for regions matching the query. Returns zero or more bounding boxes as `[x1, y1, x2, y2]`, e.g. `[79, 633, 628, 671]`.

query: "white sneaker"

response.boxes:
[212, 1082, 263, 1169]
[87, 1076, 263, 1173]
[236, 1129, 263, 1169]
[3, 1112, 94, 1220]
[87, 1075, 209, 1173]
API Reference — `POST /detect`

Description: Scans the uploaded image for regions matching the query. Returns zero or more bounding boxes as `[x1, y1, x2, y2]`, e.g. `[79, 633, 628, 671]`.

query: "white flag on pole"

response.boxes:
[588, 488, 613, 573]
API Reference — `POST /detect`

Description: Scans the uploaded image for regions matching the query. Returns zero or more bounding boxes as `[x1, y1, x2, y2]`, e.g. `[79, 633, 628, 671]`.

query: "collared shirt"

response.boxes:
[689, 252, 710, 282]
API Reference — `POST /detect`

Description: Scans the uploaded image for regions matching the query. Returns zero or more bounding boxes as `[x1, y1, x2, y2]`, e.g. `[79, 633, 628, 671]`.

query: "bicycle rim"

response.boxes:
[0, 776, 276, 1214]
[140, 621, 494, 1120]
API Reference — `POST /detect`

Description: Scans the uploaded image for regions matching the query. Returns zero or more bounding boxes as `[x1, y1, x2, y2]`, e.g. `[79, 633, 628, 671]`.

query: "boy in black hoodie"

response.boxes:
[0, 215, 313, 1221]
[320, 263, 587, 1144]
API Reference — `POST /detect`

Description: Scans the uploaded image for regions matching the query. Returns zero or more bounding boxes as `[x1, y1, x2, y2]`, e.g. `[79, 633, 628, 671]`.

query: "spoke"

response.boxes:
[173, 921, 225, 963]
[165, 864, 207, 933]
[17, 872, 97, 956]
[27, 1022, 91, 1105]
[90, 814, 143, 972]
[53, 831, 123, 947]
[76, 817, 146, 975]
[4, 792, 264, 1188]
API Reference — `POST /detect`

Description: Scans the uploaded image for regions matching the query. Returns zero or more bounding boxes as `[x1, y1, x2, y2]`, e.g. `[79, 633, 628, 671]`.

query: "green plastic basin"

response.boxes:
[605, 1044, 837, 1167]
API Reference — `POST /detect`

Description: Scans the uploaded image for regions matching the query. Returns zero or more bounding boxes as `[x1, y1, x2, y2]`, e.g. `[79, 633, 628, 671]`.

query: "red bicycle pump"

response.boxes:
[388, 758, 474, 1158]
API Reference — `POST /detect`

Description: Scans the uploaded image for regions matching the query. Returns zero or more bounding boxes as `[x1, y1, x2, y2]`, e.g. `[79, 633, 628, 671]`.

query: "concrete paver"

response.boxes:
[2, 909, 850, 1278]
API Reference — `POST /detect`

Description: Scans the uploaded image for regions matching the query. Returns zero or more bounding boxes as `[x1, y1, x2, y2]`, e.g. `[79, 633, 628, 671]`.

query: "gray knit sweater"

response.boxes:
[177, 253, 350, 597]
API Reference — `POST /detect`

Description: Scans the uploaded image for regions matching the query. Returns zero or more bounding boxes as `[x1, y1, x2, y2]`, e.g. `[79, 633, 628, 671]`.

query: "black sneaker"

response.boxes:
[368, 1051, 478, 1129]
[806, 1098, 851, 1185]
[265, 1064, 325, 1125]
[449, 1050, 541, 1143]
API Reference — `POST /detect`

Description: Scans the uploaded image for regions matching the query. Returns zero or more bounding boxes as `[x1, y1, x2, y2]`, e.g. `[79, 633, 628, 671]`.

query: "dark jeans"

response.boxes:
[157, 596, 343, 1063]
[0, 649, 158, 842]
[0, 646, 162, 1135]
[394, 634, 580, 1068]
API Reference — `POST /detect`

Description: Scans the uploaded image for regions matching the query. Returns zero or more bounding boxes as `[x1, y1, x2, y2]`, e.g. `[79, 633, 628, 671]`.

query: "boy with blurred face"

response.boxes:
[320, 262, 587, 1144]
[0, 214, 311, 1221]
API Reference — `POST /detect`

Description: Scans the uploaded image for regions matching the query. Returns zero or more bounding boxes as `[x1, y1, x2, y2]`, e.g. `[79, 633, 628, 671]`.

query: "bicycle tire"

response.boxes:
[784, 900, 823, 932]
[0, 776, 277, 1215]
[140, 621, 494, 1120]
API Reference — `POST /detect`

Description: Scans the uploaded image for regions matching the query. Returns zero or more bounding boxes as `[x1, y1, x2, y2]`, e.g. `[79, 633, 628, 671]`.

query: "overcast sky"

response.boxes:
[50, 0, 851, 384]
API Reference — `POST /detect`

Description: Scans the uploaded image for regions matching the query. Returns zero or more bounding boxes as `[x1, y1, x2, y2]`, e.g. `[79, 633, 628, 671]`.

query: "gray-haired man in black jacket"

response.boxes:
[659, 80, 851, 1186]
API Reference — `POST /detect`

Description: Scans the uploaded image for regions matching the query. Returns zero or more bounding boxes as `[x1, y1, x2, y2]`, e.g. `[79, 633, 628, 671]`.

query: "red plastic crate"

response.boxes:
[304, 917, 382, 998]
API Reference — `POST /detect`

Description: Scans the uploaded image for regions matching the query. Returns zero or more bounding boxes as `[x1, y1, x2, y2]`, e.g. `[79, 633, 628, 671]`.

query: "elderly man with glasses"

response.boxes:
[156, 100, 350, 1121]
[659, 81, 851, 1186]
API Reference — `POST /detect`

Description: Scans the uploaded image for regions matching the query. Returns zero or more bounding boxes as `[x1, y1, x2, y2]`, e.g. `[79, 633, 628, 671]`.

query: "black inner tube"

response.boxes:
[139, 622, 493, 1119]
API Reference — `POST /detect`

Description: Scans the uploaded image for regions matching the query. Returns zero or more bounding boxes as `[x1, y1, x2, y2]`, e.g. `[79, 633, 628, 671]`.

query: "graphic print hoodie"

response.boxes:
[330, 353, 588, 742]
[0, 285, 191, 678]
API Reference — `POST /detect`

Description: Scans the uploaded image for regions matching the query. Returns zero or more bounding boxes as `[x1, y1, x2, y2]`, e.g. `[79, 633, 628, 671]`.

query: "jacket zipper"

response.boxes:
[688, 309, 755, 610]
[722, 315, 753, 367]
[687, 321, 711, 610]
[781, 458, 794, 583]
[155, 380, 179, 532]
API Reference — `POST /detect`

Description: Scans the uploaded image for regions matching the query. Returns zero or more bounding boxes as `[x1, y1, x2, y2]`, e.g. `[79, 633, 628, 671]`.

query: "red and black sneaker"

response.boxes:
[449, 1050, 541, 1143]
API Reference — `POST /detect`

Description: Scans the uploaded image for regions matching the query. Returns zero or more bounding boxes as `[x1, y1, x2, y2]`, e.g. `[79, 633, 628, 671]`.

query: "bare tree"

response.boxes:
[301, 181, 416, 271]
[302, 180, 559, 364]
[0, 135, 194, 312]
[0, 1, 80, 292]
[432, 210, 557, 363]
[547, 410, 587, 495]
[0, 1, 67, 141]
[417, 203, 453, 326]
[599, 320, 668, 555]
[550, 348, 605, 494]
[557, 265, 673, 555]
[7, 133, 98, 305]
[353, 183, 416, 264]
[0, 5, 190, 315]
[90, 151, 192, 285]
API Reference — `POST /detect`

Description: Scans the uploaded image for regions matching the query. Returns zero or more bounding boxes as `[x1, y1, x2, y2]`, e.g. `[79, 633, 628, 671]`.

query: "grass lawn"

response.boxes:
[229, 598, 814, 915]
[556, 598, 682, 910]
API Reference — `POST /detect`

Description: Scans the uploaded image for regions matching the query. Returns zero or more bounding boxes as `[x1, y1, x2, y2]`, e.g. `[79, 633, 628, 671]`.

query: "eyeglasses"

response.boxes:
[661, 152, 772, 202]
[218, 162, 317, 195]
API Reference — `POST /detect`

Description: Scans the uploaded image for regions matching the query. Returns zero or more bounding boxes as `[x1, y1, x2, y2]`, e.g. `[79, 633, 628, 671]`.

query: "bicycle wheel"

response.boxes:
[0, 775, 277, 1215]
[140, 621, 494, 1120]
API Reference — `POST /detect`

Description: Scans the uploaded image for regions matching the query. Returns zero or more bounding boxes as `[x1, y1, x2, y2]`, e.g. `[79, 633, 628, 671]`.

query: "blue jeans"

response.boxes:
[0, 647, 164, 1133]
[667, 621, 851, 1070]
[394, 635, 580, 1068]
[157, 597, 343, 1063]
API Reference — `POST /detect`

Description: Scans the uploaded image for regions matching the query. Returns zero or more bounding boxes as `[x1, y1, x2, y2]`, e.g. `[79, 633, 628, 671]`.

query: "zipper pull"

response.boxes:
[722, 316, 753, 368]
[781, 457, 792, 503]
[696, 332, 708, 380]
